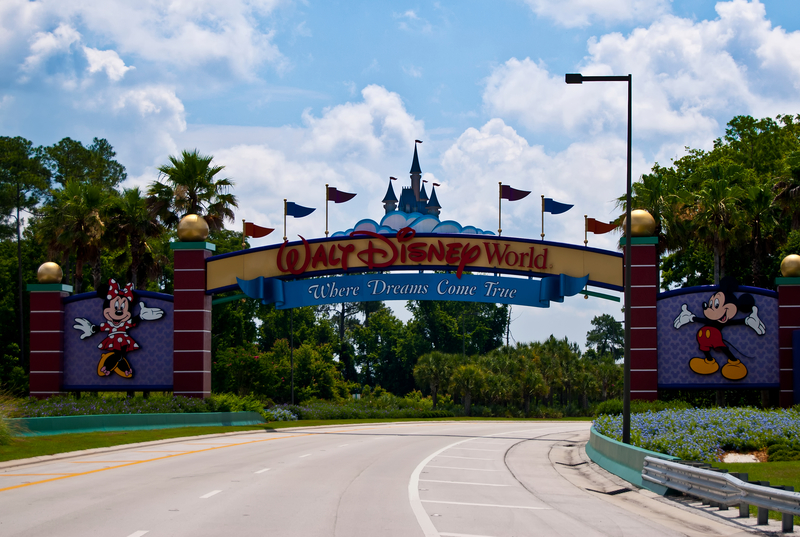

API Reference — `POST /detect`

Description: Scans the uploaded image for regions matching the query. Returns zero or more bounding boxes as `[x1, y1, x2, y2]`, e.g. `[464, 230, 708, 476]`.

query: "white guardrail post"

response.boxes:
[642, 456, 799, 532]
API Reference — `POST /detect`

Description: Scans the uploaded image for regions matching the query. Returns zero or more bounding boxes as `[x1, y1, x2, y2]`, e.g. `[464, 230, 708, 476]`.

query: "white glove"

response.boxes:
[139, 302, 164, 321]
[673, 304, 695, 329]
[745, 306, 766, 335]
[73, 318, 94, 339]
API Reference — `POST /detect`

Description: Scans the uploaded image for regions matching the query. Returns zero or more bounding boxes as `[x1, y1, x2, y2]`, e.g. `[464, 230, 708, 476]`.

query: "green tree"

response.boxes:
[39, 180, 110, 292]
[0, 137, 50, 367]
[585, 314, 624, 361]
[148, 149, 238, 231]
[450, 361, 485, 416]
[105, 187, 164, 288]
[407, 300, 508, 356]
[45, 137, 126, 188]
[413, 351, 454, 409]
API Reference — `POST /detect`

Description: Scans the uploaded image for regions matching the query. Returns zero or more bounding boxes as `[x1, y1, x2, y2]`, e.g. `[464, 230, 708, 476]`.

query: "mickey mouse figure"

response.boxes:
[73, 278, 164, 378]
[673, 275, 766, 381]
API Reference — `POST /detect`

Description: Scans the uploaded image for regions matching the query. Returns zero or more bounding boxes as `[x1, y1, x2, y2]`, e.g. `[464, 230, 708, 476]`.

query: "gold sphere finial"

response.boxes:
[623, 209, 656, 237]
[37, 262, 63, 284]
[177, 214, 210, 242]
[781, 254, 800, 277]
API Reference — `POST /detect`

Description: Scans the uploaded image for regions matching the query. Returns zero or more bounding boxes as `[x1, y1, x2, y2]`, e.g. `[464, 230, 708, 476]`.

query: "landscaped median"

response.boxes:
[13, 411, 266, 436]
[585, 425, 679, 495]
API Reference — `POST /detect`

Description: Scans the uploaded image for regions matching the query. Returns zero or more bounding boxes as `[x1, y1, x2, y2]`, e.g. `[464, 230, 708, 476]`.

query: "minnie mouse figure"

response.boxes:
[673, 275, 766, 381]
[73, 278, 164, 378]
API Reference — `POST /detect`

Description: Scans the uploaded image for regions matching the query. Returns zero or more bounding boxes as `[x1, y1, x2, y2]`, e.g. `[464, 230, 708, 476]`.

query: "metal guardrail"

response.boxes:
[642, 456, 800, 533]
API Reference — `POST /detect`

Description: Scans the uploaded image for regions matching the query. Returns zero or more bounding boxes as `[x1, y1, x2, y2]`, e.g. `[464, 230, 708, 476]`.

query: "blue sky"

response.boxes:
[3, 0, 800, 347]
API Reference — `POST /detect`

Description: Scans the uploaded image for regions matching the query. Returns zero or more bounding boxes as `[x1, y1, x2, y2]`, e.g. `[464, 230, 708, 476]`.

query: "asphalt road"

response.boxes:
[0, 421, 759, 536]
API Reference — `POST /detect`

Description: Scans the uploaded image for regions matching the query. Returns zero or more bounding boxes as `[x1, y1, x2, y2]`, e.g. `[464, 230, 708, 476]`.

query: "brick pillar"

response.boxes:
[776, 277, 800, 407]
[171, 241, 215, 398]
[27, 283, 72, 399]
[627, 236, 659, 401]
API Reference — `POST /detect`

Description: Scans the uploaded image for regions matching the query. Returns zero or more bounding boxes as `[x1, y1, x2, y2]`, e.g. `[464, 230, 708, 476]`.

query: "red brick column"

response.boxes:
[27, 284, 72, 399]
[171, 241, 215, 398]
[627, 236, 659, 401]
[777, 278, 800, 408]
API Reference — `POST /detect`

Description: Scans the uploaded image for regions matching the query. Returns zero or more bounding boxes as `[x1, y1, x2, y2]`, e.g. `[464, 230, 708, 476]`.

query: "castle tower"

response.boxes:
[427, 185, 441, 217]
[410, 141, 422, 202]
[382, 178, 398, 214]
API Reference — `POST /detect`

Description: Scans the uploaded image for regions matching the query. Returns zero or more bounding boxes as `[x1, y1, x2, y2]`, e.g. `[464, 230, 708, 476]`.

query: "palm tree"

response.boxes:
[148, 149, 237, 231]
[688, 165, 748, 283]
[451, 362, 485, 416]
[106, 187, 165, 288]
[40, 180, 109, 292]
[413, 351, 453, 409]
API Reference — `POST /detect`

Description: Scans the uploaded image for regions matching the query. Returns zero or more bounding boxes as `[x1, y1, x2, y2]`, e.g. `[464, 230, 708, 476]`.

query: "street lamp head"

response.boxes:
[565, 73, 583, 84]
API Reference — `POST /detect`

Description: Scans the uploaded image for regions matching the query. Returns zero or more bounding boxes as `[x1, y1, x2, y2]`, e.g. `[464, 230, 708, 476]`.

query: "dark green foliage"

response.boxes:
[594, 398, 692, 416]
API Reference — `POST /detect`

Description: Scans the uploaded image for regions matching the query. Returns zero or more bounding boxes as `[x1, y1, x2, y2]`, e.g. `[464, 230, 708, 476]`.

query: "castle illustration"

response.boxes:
[331, 141, 493, 237]
[381, 142, 441, 217]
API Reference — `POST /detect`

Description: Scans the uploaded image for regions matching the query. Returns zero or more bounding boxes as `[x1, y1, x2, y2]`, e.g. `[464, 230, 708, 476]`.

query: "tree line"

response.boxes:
[2, 112, 792, 406]
[627, 114, 800, 287]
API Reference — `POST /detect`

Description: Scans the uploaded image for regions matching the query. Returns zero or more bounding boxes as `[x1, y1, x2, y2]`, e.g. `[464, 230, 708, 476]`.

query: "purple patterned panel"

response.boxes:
[657, 288, 778, 387]
[63, 294, 173, 389]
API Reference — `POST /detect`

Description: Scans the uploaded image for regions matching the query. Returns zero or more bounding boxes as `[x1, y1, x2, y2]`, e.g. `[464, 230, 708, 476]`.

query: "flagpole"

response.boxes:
[325, 183, 329, 237]
[584, 215, 588, 246]
[498, 182, 502, 236]
[283, 199, 287, 241]
[541, 195, 545, 240]
[242, 219, 246, 250]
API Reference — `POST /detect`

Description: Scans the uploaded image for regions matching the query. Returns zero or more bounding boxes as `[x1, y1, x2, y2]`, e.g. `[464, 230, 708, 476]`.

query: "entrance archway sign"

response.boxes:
[207, 228, 624, 302]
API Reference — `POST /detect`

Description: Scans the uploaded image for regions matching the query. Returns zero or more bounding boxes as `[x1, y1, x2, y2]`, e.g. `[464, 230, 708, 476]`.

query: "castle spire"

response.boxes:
[382, 177, 398, 214]
[410, 140, 422, 201]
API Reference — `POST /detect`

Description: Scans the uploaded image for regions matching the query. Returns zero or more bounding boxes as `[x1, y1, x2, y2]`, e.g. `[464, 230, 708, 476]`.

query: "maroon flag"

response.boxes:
[587, 218, 617, 235]
[327, 186, 357, 204]
[500, 184, 531, 201]
[389, 176, 398, 181]
[433, 183, 440, 186]
[244, 222, 274, 238]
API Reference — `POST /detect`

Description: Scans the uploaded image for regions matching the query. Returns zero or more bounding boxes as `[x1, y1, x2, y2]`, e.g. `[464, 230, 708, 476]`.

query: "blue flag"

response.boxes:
[543, 198, 573, 215]
[285, 201, 315, 218]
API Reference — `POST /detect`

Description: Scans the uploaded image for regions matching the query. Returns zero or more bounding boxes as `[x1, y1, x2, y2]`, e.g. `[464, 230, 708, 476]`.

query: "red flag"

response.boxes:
[327, 186, 356, 204]
[587, 218, 617, 234]
[389, 176, 398, 181]
[244, 222, 274, 238]
[501, 184, 530, 201]
[432, 183, 440, 186]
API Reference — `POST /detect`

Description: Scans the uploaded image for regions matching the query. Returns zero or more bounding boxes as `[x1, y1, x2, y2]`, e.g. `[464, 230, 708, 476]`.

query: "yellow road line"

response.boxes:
[68, 460, 142, 463]
[0, 422, 453, 494]
[0, 433, 313, 493]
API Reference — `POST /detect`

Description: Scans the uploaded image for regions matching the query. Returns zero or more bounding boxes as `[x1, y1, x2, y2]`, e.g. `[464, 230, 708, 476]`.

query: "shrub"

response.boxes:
[594, 407, 800, 462]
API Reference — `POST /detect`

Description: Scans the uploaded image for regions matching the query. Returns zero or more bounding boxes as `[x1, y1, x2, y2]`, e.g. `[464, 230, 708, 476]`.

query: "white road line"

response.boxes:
[426, 466, 502, 472]
[339, 444, 349, 447]
[299, 454, 311, 458]
[126, 532, 149, 537]
[409, 438, 473, 537]
[440, 533, 498, 537]
[255, 468, 270, 474]
[200, 490, 221, 499]
[451, 448, 503, 452]
[419, 479, 509, 487]
[422, 500, 550, 510]
[435, 456, 493, 460]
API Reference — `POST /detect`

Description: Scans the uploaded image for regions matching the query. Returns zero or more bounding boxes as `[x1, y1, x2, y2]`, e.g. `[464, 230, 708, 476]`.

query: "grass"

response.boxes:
[715, 461, 800, 523]
[0, 416, 589, 464]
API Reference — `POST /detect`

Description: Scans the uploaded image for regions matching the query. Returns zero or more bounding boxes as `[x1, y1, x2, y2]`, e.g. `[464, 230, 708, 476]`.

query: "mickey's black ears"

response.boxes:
[719, 275, 738, 294]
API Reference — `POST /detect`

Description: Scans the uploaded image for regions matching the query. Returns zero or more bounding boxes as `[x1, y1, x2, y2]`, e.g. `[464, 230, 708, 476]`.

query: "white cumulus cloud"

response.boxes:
[83, 47, 133, 81]
[521, 0, 672, 28]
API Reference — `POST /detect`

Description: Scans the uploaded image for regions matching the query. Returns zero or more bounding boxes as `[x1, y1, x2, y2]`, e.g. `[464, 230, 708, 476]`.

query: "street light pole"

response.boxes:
[566, 72, 633, 444]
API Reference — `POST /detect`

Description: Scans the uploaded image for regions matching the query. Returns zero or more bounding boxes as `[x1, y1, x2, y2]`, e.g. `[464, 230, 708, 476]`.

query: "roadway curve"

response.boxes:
[0, 421, 752, 536]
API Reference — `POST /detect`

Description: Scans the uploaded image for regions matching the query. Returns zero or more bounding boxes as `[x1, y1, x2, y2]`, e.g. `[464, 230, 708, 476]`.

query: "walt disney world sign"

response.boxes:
[207, 228, 623, 310]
